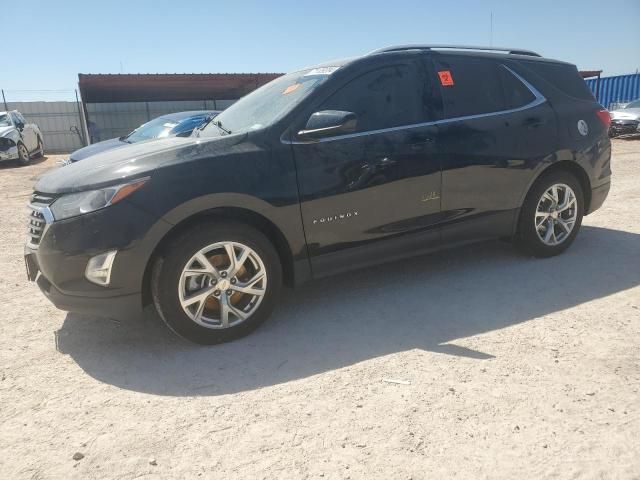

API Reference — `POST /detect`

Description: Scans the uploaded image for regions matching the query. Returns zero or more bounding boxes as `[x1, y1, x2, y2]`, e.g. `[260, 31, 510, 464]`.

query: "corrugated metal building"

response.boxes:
[586, 73, 640, 109]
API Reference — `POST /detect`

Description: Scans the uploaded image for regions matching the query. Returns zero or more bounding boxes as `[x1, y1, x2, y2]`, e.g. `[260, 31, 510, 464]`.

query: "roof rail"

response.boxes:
[368, 44, 542, 57]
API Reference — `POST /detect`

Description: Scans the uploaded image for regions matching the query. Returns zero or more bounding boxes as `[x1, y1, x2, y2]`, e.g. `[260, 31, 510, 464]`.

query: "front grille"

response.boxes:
[27, 192, 56, 248]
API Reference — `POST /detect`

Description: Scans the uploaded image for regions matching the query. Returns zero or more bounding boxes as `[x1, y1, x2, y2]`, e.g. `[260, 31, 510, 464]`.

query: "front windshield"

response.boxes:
[625, 99, 640, 109]
[199, 67, 337, 137]
[125, 117, 180, 143]
[0, 114, 10, 127]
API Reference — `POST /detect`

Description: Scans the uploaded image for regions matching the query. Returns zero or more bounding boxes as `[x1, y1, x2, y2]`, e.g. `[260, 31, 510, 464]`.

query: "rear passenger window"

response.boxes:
[319, 63, 435, 133]
[498, 66, 536, 108]
[433, 56, 508, 118]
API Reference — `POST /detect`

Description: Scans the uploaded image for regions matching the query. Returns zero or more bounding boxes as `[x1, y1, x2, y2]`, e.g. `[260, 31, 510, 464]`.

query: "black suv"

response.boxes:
[25, 45, 612, 344]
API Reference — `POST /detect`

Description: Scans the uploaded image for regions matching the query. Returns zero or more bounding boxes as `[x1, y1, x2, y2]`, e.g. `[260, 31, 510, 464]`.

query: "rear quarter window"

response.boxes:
[498, 66, 536, 109]
[520, 61, 595, 101]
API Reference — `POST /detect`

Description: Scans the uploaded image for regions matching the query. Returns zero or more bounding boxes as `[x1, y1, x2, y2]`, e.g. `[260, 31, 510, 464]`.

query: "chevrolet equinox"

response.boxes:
[25, 45, 612, 344]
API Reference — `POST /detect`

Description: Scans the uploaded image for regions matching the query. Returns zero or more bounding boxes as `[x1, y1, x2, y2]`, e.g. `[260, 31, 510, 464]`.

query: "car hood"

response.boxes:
[69, 137, 127, 161]
[610, 108, 640, 121]
[35, 133, 248, 194]
[0, 126, 16, 137]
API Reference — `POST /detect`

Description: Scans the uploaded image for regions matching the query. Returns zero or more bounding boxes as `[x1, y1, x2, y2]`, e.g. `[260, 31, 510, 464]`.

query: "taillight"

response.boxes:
[596, 109, 612, 129]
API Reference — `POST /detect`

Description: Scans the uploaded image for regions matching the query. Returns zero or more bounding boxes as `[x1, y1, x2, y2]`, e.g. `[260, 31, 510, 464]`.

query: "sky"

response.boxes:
[4, 0, 640, 101]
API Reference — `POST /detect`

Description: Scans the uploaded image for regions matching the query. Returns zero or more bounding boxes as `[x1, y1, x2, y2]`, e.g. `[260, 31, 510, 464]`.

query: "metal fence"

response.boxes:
[1, 89, 238, 153]
[2, 88, 87, 153]
[86, 99, 236, 141]
[586, 73, 640, 110]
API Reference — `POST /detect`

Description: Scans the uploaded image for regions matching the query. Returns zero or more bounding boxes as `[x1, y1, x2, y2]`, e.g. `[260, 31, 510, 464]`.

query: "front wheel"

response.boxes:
[516, 171, 584, 257]
[151, 222, 282, 344]
[16, 142, 30, 165]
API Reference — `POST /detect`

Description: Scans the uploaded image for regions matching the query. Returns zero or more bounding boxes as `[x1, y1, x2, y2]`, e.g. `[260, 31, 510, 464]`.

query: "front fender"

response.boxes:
[128, 191, 309, 292]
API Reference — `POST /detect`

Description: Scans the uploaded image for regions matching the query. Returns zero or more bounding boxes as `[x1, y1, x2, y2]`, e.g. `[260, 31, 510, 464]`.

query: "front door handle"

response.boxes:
[374, 157, 397, 169]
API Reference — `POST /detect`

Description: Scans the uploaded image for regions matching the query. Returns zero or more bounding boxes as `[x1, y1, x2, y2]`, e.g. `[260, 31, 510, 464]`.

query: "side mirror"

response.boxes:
[16, 122, 25, 131]
[298, 110, 357, 139]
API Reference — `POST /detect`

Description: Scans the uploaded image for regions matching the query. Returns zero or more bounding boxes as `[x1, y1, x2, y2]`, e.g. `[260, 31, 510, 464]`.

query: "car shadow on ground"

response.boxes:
[56, 226, 640, 396]
[0, 155, 49, 170]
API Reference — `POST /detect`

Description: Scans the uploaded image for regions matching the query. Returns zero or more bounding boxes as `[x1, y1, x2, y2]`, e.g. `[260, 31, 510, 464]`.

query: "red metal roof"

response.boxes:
[579, 70, 602, 79]
[78, 73, 284, 103]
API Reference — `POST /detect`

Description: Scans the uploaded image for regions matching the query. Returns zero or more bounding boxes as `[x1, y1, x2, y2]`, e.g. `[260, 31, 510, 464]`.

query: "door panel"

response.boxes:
[290, 60, 444, 276]
[293, 126, 441, 266]
[438, 113, 522, 241]
[432, 54, 557, 242]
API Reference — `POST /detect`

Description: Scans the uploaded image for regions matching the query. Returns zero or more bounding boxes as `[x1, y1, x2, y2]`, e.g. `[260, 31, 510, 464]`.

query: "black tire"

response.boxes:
[151, 221, 282, 344]
[516, 171, 584, 258]
[33, 137, 44, 158]
[16, 142, 30, 166]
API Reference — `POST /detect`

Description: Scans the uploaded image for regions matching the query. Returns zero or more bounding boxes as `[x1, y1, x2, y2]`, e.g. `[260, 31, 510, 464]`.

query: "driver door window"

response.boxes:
[319, 64, 423, 132]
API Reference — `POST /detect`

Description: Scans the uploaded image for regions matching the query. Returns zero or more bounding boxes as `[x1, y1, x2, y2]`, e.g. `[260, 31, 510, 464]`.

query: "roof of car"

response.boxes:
[297, 45, 571, 74]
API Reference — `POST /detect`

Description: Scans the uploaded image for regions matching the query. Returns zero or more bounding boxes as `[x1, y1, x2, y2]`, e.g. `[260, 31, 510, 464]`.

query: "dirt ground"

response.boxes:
[1, 140, 639, 479]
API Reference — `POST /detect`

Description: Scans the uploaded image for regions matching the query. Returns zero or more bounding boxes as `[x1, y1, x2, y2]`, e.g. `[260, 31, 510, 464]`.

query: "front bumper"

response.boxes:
[25, 199, 168, 319]
[609, 119, 640, 137]
[36, 272, 141, 318]
[0, 146, 18, 161]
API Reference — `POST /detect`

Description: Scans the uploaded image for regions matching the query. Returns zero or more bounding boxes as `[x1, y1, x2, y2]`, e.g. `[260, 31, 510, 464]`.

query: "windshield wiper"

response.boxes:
[193, 116, 231, 137]
[212, 119, 231, 135]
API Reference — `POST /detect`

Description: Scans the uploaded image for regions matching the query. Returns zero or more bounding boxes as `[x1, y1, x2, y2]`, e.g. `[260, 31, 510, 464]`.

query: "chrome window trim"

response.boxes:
[282, 63, 546, 145]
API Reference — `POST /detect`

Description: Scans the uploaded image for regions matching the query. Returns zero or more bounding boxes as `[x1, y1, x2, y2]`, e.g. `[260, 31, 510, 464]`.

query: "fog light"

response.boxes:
[85, 250, 117, 286]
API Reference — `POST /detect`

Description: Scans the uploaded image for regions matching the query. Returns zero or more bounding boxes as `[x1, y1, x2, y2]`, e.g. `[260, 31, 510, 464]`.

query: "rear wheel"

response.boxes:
[516, 171, 584, 257]
[16, 142, 30, 165]
[151, 222, 282, 344]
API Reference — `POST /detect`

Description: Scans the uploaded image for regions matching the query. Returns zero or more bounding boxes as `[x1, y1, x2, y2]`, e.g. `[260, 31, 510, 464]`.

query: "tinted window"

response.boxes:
[522, 61, 595, 101]
[434, 56, 507, 118]
[171, 115, 208, 136]
[498, 66, 536, 108]
[319, 63, 432, 132]
[10, 112, 21, 125]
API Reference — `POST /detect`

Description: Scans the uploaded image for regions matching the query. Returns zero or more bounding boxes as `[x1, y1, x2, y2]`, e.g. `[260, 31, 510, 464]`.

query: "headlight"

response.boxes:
[50, 177, 148, 220]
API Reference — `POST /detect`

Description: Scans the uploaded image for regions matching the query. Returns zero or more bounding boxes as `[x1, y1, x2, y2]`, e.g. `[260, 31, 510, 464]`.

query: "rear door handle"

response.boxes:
[525, 118, 546, 129]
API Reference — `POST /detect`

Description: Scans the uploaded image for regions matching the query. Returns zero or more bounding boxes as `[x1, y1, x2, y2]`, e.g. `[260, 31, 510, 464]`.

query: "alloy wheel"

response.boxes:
[18, 144, 29, 162]
[535, 183, 578, 246]
[178, 241, 267, 329]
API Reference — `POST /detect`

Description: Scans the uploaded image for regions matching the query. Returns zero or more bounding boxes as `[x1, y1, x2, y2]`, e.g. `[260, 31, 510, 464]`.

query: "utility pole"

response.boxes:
[490, 11, 494, 47]
[1, 89, 7, 111]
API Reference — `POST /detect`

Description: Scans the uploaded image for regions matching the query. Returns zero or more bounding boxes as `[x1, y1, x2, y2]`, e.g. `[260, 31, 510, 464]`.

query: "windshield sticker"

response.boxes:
[282, 84, 301, 95]
[438, 70, 454, 87]
[304, 66, 340, 76]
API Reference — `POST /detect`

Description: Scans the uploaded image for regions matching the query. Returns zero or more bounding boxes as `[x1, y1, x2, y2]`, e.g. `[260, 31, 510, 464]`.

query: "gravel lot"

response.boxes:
[1, 140, 639, 479]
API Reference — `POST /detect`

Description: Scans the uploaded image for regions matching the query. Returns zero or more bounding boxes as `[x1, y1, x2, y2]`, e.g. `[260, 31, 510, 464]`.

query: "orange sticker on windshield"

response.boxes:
[438, 70, 454, 86]
[282, 83, 301, 95]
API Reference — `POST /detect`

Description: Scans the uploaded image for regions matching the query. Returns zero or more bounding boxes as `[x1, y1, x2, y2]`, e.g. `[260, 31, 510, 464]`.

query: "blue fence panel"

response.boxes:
[586, 74, 640, 109]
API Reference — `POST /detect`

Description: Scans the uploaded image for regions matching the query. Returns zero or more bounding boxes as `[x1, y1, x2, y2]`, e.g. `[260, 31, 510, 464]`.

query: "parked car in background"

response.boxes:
[0, 110, 44, 165]
[66, 110, 219, 163]
[26, 45, 611, 345]
[609, 99, 640, 137]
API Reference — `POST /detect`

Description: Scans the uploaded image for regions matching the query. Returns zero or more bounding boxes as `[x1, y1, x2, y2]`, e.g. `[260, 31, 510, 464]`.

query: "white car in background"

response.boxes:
[0, 110, 44, 165]
[608, 99, 640, 137]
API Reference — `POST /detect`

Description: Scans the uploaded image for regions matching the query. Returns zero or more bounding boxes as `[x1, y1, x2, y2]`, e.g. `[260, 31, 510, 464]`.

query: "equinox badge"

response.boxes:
[312, 211, 359, 225]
